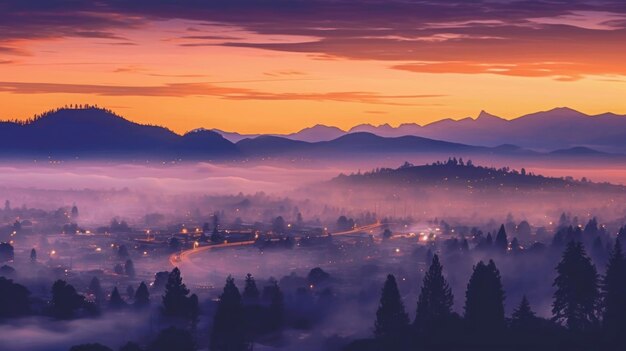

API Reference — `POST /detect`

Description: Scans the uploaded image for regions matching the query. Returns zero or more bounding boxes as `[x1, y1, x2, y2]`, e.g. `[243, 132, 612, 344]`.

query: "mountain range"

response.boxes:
[0, 106, 624, 160]
[216, 107, 626, 153]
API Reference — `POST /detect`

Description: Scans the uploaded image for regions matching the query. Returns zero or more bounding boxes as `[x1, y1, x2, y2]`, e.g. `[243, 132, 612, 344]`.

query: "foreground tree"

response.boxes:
[210, 276, 248, 351]
[51, 280, 85, 319]
[151, 327, 195, 351]
[0, 277, 30, 317]
[602, 239, 626, 347]
[242, 273, 260, 304]
[552, 241, 600, 331]
[414, 254, 454, 335]
[162, 267, 190, 318]
[263, 280, 284, 332]
[464, 260, 505, 332]
[511, 295, 538, 331]
[374, 274, 409, 349]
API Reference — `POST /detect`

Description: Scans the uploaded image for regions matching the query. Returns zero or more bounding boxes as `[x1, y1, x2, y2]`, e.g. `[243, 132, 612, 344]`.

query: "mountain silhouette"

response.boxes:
[2, 106, 624, 160]
[236, 132, 513, 157]
[0, 107, 238, 159]
[215, 107, 626, 153]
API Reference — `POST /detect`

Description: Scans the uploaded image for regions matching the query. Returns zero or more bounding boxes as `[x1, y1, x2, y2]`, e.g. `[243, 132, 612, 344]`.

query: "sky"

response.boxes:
[0, 0, 625, 134]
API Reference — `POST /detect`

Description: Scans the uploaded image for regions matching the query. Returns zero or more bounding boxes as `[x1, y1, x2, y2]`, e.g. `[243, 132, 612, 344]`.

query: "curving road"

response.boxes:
[168, 222, 384, 269]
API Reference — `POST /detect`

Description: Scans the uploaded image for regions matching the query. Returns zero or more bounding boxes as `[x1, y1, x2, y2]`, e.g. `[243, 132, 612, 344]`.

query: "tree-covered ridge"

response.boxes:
[333, 158, 623, 191]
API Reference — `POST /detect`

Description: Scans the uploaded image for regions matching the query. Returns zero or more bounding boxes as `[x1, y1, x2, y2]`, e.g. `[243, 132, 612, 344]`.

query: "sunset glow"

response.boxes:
[1, 1, 625, 134]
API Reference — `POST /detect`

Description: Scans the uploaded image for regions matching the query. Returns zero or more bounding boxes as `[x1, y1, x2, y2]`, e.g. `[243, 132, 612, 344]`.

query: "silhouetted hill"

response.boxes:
[285, 124, 345, 142]
[237, 135, 311, 155]
[315, 132, 478, 153]
[331, 160, 624, 191]
[0, 107, 238, 159]
[236, 132, 501, 157]
[549, 146, 608, 156]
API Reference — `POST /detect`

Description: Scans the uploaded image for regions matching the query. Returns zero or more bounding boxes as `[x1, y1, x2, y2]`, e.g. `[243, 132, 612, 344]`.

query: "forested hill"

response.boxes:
[331, 159, 624, 191]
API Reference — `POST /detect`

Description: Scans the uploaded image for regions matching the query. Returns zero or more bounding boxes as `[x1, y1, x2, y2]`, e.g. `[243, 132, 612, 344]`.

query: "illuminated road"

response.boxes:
[168, 240, 255, 267]
[168, 222, 384, 269]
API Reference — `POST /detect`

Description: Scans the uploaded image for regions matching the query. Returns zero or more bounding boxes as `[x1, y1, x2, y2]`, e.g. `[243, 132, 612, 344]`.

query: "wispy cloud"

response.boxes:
[0, 81, 443, 105]
[1, 1, 625, 80]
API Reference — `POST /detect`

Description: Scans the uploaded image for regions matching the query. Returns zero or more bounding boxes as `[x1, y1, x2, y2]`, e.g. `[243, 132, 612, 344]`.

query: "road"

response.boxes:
[168, 222, 384, 268]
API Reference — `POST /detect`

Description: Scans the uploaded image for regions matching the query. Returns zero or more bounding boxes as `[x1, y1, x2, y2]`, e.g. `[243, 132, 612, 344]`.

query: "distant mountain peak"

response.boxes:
[476, 110, 502, 120]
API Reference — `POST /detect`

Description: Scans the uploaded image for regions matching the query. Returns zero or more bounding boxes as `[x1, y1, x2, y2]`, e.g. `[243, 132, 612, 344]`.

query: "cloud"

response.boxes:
[1, 1, 626, 80]
[0, 81, 443, 105]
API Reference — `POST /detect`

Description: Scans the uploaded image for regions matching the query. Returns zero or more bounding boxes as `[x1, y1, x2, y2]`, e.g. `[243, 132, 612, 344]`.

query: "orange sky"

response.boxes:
[0, 3, 625, 134]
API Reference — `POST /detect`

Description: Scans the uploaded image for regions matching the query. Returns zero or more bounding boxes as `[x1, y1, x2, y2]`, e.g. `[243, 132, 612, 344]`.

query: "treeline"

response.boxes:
[1, 265, 335, 351]
[347, 239, 626, 351]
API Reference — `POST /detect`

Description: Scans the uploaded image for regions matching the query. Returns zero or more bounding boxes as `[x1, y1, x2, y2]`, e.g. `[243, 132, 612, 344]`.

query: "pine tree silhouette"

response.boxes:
[162, 267, 190, 318]
[601, 239, 626, 347]
[464, 260, 506, 332]
[134, 282, 150, 309]
[242, 273, 260, 304]
[511, 295, 537, 331]
[414, 254, 454, 334]
[109, 287, 126, 309]
[374, 274, 409, 349]
[210, 276, 248, 351]
[494, 224, 508, 252]
[552, 241, 600, 331]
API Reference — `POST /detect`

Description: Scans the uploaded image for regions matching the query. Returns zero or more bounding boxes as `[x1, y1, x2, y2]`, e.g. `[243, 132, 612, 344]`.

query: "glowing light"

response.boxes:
[395, 248, 400, 253]
[50, 250, 56, 255]
[96, 247, 102, 252]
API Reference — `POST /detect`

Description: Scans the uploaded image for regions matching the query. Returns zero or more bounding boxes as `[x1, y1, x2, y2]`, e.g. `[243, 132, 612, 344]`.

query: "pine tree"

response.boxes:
[242, 273, 260, 304]
[602, 239, 626, 346]
[511, 295, 537, 331]
[374, 274, 409, 343]
[210, 276, 248, 351]
[414, 254, 454, 334]
[134, 282, 150, 309]
[494, 224, 508, 252]
[464, 260, 506, 331]
[162, 267, 190, 318]
[266, 280, 284, 332]
[109, 287, 126, 309]
[552, 241, 600, 331]
[30, 248, 37, 262]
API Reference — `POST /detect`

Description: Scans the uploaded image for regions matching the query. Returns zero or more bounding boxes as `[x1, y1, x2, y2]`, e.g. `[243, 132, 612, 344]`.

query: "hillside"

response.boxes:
[331, 159, 624, 191]
[0, 107, 239, 159]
